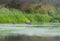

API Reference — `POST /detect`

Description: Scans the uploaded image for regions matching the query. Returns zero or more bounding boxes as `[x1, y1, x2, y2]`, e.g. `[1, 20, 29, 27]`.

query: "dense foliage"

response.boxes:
[0, 0, 60, 24]
[0, 6, 60, 24]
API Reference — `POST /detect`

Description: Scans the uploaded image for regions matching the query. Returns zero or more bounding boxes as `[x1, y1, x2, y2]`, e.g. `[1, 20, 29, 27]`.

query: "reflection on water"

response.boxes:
[0, 24, 60, 41]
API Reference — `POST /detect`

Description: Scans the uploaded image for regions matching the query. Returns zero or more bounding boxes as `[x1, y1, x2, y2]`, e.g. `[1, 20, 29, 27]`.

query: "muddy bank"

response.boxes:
[0, 35, 60, 41]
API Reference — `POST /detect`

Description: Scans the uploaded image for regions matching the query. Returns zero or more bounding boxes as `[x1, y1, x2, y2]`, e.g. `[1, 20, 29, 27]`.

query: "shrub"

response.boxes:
[39, 4, 57, 14]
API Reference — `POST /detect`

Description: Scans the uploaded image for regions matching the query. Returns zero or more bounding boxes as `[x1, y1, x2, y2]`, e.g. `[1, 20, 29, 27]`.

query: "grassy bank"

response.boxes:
[0, 6, 60, 24]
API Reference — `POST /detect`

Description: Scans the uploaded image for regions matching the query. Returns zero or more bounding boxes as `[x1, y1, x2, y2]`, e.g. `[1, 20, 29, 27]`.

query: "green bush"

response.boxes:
[0, 6, 60, 24]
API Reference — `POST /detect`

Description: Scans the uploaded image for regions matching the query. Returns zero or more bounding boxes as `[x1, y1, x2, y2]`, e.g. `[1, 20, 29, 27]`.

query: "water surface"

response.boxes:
[0, 24, 60, 37]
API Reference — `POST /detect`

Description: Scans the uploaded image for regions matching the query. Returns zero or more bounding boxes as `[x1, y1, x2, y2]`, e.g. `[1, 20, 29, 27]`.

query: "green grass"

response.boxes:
[0, 7, 60, 24]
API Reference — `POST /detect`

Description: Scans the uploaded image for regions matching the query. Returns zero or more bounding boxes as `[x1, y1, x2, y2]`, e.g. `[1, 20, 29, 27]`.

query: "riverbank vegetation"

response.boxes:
[0, 0, 60, 24]
[0, 5, 60, 24]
